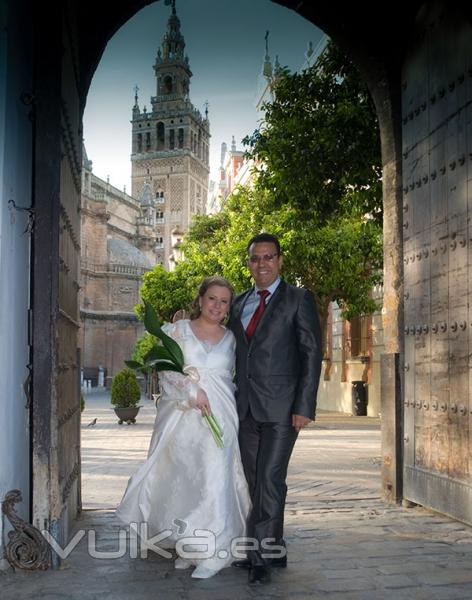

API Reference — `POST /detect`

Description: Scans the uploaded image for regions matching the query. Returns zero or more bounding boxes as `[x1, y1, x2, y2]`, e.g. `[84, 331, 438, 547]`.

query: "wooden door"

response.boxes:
[402, 6, 472, 523]
[32, 2, 82, 556]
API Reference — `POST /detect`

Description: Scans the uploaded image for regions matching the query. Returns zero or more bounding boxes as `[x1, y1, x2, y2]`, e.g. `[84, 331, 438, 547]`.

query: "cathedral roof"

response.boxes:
[107, 238, 151, 269]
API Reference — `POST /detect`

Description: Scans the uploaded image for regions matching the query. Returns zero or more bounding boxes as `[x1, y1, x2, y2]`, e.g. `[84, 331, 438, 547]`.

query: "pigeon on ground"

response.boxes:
[87, 418, 97, 427]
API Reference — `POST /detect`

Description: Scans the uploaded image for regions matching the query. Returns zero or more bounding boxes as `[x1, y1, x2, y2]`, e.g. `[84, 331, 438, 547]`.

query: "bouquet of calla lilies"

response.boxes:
[126, 300, 224, 449]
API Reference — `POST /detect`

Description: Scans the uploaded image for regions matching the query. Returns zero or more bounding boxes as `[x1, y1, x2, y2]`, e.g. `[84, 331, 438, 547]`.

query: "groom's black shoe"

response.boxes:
[232, 555, 287, 569]
[248, 565, 271, 584]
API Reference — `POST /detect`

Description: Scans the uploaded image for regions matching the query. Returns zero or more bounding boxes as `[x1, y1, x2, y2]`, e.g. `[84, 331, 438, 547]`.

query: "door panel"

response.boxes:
[32, 2, 81, 553]
[402, 6, 472, 524]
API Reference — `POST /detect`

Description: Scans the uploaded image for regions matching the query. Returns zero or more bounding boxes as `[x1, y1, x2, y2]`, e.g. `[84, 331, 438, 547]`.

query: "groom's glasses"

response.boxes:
[248, 253, 279, 264]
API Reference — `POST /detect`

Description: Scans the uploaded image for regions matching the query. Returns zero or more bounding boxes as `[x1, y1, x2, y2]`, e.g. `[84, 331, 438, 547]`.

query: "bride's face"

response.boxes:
[199, 285, 232, 323]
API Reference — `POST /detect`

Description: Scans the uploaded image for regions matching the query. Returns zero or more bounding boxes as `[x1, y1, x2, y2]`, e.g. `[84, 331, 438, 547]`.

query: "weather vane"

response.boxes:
[134, 85, 139, 105]
[164, 0, 176, 13]
[265, 30, 269, 55]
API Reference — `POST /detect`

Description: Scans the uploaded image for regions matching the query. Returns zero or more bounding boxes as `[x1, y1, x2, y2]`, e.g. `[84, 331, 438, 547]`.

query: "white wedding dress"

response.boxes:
[116, 319, 251, 578]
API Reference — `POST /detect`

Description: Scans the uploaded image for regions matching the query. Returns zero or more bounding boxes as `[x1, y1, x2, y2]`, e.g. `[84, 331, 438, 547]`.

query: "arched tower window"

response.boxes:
[157, 122, 165, 151]
[137, 133, 143, 153]
[164, 75, 173, 94]
[169, 129, 175, 150]
[178, 128, 184, 149]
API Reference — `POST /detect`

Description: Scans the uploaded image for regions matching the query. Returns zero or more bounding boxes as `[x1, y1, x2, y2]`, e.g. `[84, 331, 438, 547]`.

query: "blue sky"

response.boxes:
[83, 0, 324, 192]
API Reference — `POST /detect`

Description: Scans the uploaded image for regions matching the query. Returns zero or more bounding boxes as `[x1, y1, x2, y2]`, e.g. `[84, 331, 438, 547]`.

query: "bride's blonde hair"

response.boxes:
[190, 276, 234, 321]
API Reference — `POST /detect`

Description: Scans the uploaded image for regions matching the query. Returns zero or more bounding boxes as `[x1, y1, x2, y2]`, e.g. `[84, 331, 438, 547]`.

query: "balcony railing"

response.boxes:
[81, 261, 150, 276]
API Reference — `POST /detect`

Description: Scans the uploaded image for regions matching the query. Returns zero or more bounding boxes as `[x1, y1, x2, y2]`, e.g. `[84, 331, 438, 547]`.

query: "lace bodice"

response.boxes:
[159, 320, 236, 409]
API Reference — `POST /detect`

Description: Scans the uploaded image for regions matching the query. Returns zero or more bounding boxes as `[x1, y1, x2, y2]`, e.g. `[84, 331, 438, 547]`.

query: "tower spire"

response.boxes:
[154, 0, 192, 99]
[263, 30, 273, 79]
[161, 0, 185, 61]
[164, 0, 176, 14]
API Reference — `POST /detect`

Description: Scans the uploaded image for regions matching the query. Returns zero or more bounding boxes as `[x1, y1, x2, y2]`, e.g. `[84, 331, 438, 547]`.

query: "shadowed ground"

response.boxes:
[2, 389, 472, 599]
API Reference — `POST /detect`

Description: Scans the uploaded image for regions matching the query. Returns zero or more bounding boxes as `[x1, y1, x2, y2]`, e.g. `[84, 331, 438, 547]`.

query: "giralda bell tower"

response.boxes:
[131, 0, 210, 269]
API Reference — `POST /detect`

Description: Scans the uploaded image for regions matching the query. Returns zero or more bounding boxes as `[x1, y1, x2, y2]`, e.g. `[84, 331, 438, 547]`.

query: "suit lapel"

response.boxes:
[236, 287, 253, 320]
[232, 288, 253, 345]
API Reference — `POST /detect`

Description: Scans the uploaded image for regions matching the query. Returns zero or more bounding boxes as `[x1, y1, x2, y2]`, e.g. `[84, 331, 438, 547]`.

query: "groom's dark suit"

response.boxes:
[228, 279, 322, 567]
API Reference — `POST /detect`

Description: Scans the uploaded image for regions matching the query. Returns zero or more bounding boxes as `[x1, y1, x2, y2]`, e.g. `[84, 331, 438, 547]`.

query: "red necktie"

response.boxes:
[245, 290, 270, 339]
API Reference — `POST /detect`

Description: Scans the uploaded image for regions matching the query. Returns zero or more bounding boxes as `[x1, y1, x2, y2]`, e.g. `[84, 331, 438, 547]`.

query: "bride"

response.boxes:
[116, 276, 251, 579]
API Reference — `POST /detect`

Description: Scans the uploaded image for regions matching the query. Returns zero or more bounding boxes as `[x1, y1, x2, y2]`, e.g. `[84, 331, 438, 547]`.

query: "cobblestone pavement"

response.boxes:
[2, 390, 472, 599]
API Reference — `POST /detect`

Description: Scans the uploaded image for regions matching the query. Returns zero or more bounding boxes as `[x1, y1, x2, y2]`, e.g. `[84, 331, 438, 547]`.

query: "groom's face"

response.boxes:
[248, 242, 283, 289]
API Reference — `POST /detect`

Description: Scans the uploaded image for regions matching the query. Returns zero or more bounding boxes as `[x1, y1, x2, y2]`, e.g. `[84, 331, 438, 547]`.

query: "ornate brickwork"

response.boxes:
[153, 178, 167, 193]
[170, 177, 184, 210]
[190, 160, 209, 181]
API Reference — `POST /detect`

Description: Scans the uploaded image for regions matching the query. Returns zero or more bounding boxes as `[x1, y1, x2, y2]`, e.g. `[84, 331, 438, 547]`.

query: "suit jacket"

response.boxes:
[228, 280, 322, 423]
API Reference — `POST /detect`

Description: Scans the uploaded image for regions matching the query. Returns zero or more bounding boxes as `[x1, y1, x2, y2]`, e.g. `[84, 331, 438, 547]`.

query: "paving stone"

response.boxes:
[311, 577, 377, 592]
[317, 567, 374, 580]
[415, 568, 472, 586]
[371, 574, 417, 588]
[428, 585, 472, 600]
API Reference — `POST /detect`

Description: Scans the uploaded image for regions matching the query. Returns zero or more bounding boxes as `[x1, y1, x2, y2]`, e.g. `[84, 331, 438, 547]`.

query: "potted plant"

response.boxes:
[111, 367, 141, 424]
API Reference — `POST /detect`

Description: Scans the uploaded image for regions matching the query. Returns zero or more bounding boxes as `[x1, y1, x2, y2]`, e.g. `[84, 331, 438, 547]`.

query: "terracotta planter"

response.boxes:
[113, 406, 141, 424]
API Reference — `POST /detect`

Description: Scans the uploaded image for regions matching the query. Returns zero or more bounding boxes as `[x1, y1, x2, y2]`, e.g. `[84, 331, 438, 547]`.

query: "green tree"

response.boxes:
[239, 41, 383, 320]
[131, 332, 156, 365]
[244, 41, 382, 225]
[139, 264, 193, 322]
[220, 186, 382, 321]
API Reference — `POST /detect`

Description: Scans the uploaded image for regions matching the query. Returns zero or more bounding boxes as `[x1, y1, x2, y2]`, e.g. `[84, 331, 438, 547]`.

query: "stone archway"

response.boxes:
[26, 0, 406, 552]
[8, 0, 468, 552]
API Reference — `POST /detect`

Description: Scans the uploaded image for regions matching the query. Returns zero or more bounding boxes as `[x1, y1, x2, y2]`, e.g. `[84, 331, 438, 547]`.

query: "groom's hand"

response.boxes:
[292, 414, 311, 432]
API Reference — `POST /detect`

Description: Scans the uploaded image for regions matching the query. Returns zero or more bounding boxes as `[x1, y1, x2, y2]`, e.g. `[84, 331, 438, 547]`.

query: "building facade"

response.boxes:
[131, 3, 210, 268]
[317, 287, 384, 418]
[79, 150, 156, 386]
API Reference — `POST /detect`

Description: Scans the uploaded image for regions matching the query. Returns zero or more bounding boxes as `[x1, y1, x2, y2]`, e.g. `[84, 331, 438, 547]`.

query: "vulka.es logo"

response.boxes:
[41, 523, 285, 561]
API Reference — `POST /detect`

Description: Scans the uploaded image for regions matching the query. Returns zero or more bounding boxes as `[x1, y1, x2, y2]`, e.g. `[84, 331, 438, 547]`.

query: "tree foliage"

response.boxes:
[244, 41, 382, 226]
[139, 264, 194, 323]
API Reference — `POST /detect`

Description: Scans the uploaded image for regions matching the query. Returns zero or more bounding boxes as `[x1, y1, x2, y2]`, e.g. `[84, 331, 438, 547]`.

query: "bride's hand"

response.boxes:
[193, 388, 211, 415]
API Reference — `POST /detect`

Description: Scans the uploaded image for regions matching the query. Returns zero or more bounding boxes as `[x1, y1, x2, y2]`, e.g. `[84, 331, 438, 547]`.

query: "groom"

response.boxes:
[228, 233, 322, 584]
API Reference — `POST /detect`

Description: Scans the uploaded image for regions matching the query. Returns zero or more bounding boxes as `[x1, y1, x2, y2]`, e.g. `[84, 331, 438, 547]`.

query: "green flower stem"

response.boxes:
[207, 413, 223, 437]
[203, 410, 224, 449]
